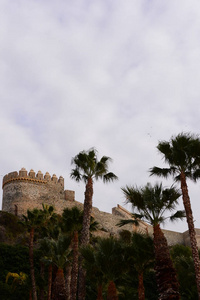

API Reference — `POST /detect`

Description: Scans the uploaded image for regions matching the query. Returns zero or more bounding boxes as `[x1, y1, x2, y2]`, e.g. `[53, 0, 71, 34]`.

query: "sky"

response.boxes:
[1, 0, 200, 232]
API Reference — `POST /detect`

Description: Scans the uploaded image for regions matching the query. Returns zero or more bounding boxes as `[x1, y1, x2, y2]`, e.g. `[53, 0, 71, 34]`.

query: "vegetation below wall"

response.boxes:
[0, 209, 199, 299]
[0, 211, 26, 244]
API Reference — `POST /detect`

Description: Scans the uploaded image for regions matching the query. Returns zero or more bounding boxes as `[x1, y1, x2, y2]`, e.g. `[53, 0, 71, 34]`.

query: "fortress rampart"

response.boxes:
[2, 168, 74, 216]
[2, 168, 65, 188]
[2, 168, 200, 248]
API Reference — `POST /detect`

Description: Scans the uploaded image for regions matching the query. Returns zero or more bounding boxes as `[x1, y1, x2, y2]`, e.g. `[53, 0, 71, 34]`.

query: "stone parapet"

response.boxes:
[65, 190, 75, 201]
[2, 168, 66, 216]
[3, 168, 64, 188]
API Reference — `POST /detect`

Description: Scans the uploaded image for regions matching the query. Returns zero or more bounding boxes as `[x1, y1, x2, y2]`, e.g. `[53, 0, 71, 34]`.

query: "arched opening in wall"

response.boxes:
[14, 205, 18, 216]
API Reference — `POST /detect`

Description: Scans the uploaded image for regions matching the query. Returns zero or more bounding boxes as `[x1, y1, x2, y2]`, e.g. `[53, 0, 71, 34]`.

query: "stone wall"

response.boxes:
[2, 168, 73, 216]
[183, 228, 200, 247]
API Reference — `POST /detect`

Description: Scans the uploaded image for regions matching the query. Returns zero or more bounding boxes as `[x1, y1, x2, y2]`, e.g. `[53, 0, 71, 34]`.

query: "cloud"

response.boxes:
[1, 0, 200, 232]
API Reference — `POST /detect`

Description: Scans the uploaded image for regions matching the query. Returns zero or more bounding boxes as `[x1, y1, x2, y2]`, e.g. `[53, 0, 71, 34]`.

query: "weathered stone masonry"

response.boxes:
[2, 168, 200, 248]
[2, 168, 74, 216]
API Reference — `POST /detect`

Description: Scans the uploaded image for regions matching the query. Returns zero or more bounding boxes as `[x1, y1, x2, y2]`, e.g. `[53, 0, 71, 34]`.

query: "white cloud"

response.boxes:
[1, 0, 200, 232]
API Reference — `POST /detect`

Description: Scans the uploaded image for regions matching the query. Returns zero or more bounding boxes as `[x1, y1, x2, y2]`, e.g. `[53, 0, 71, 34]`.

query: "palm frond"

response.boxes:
[192, 169, 200, 181]
[102, 172, 118, 183]
[170, 210, 186, 222]
[80, 245, 95, 264]
[117, 218, 139, 227]
[149, 166, 174, 178]
[70, 168, 82, 182]
[71, 148, 117, 183]
[121, 185, 144, 208]
[122, 182, 184, 227]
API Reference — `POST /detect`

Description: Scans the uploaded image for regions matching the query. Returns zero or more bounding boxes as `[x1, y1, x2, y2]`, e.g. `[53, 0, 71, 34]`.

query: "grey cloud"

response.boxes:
[1, 0, 200, 232]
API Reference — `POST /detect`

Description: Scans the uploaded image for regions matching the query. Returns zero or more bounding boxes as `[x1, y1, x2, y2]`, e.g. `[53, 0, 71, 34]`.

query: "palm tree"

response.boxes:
[120, 183, 185, 300]
[62, 207, 83, 300]
[80, 244, 104, 300]
[150, 132, 200, 298]
[51, 234, 71, 300]
[71, 148, 118, 246]
[70, 148, 118, 299]
[22, 209, 45, 300]
[119, 231, 154, 300]
[39, 237, 54, 300]
[22, 205, 55, 300]
[40, 234, 71, 300]
[81, 237, 125, 300]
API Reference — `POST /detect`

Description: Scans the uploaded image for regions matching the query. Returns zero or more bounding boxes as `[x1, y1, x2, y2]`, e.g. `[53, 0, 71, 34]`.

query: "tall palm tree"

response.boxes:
[61, 207, 99, 300]
[71, 148, 118, 246]
[62, 207, 83, 300]
[120, 183, 185, 300]
[150, 132, 200, 298]
[70, 148, 118, 299]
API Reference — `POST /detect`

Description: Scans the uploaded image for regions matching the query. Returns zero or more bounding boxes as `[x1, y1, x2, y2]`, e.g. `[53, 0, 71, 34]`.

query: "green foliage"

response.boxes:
[0, 243, 30, 280]
[1, 204, 197, 300]
[150, 132, 200, 181]
[81, 237, 126, 299]
[0, 211, 25, 241]
[0, 280, 30, 300]
[82, 235, 158, 300]
[170, 244, 198, 299]
[39, 234, 71, 269]
[70, 148, 118, 183]
[170, 244, 192, 260]
[143, 270, 159, 300]
[62, 206, 83, 234]
[22, 204, 56, 232]
[0, 243, 31, 299]
[121, 182, 184, 227]
[125, 232, 154, 273]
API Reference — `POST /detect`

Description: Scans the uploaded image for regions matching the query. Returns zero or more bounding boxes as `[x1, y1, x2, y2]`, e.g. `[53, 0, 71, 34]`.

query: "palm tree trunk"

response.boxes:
[180, 170, 200, 299]
[107, 280, 118, 300]
[78, 262, 86, 300]
[39, 262, 45, 300]
[80, 177, 93, 246]
[78, 177, 93, 300]
[153, 224, 180, 300]
[138, 271, 145, 300]
[29, 227, 37, 300]
[52, 268, 67, 300]
[47, 264, 52, 300]
[70, 231, 79, 300]
[65, 264, 72, 300]
[97, 284, 103, 300]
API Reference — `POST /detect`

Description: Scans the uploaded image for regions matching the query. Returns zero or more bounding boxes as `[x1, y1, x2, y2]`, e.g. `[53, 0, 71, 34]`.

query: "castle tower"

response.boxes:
[2, 168, 67, 216]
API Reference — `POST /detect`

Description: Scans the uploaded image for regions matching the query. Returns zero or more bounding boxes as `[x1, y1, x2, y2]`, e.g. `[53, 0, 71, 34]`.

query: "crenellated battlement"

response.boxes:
[2, 168, 64, 188]
[2, 167, 67, 216]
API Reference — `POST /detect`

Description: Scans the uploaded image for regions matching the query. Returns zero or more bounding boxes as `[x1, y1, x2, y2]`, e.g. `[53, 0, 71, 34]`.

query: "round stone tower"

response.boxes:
[2, 168, 65, 216]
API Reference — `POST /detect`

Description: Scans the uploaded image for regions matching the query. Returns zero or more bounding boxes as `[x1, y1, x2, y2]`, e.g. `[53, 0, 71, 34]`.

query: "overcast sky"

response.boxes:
[1, 0, 200, 232]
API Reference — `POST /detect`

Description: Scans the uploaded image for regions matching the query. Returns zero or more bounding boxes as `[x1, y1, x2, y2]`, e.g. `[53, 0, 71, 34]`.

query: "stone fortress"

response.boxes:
[2, 168, 200, 248]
